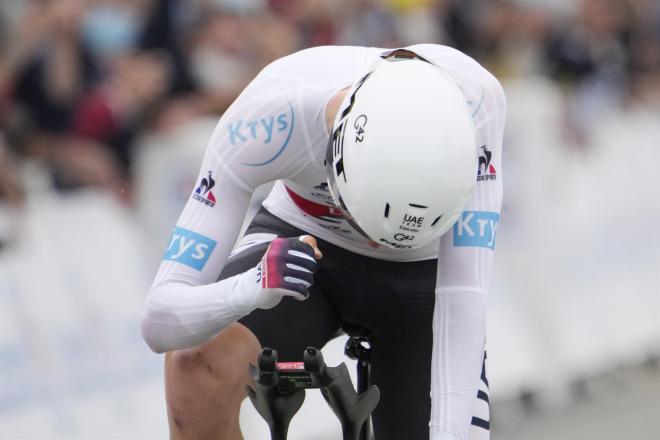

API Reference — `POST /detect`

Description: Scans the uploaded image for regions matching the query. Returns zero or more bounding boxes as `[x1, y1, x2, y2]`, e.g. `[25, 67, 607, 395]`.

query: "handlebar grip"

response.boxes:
[258, 347, 279, 387]
[303, 347, 326, 374]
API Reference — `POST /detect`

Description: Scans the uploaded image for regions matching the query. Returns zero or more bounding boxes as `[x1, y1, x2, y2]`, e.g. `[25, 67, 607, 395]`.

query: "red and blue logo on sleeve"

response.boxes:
[163, 227, 217, 270]
[477, 146, 497, 182]
[192, 171, 217, 207]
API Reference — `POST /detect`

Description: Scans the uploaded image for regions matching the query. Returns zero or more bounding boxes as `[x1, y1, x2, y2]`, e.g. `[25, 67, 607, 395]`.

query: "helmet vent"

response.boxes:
[409, 203, 428, 208]
[431, 215, 443, 226]
[384, 203, 390, 218]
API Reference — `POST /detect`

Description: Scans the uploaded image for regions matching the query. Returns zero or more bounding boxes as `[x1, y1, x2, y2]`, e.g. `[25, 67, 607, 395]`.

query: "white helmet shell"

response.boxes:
[326, 57, 478, 249]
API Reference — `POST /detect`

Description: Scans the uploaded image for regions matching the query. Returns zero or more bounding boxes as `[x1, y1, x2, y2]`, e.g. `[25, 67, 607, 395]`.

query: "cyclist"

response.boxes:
[141, 45, 505, 440]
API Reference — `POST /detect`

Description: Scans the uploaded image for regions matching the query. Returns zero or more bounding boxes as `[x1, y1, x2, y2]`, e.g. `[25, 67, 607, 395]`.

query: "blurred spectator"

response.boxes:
[628, 37, 660, 109]
[0, 135, 23, 207]
[545, 0, 633, 142]
[141, 2, 255, 131]
[72, 50, 172, 171]
[0, 0, 658, 203]
[139, 0, 197, 96]
[627, 0, 660, 109]
[291, 0, 339, 47]
[337, 0, 399, 47]
[1, 0, 143, 199]
[187, 11, 251, 94]
[389, 0, 447, 46]
[247, 11, 300, 67]
[81, 0, 148, 63]
[47, 135, 127, 197]
[12, 0, 99, 133]
[0, 135, 24, 252]
[546, 0, 631, 84]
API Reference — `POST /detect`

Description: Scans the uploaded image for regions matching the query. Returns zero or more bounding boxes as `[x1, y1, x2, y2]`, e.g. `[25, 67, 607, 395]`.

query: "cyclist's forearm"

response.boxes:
[141, 236, 319, 353]
[140, 275, 251, 354]
[429, 286, 488, 440]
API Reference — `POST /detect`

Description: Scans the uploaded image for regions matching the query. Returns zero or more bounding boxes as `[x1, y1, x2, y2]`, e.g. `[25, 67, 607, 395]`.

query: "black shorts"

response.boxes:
[219, 207, 489, 440]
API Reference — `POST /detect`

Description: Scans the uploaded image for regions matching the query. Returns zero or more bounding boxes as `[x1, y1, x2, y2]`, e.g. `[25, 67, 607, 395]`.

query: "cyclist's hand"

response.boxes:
[228, 236, 322, 313]
[299, 235, 323, 259]
[254, 235, 321, 308]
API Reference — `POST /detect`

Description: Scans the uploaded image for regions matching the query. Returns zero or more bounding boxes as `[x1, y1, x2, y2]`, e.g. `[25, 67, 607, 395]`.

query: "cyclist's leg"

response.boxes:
[366, 268, 436, 440]
[312, 259, 436, 439]
[370, 319, 490, 439]
[165, 208, 341, 439]
[165, 322, 260, 440]
[322, 258, 491, 440]
[165, 239, 269, 440]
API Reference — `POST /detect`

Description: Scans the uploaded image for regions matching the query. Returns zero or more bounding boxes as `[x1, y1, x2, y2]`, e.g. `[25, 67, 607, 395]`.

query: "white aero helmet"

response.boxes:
[325, 56, 478, 249]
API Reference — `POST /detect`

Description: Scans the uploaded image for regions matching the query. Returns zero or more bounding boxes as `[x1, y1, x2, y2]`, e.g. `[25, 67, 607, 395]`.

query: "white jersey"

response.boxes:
[143, 45, 506, 440]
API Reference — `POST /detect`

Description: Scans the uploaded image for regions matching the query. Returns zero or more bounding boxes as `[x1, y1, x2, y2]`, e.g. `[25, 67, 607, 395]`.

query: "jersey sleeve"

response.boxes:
[429, 74, 506, 440]
[141, 71, 309, 353]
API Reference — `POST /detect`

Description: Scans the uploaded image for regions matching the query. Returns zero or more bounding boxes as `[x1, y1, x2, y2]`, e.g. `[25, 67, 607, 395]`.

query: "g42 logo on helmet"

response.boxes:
[394, 233, 415, 241]
[353, 114, 367, 142]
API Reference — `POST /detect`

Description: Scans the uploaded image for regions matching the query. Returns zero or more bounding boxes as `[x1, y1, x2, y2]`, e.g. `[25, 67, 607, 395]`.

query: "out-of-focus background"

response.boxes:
[0, 0, 658, 439]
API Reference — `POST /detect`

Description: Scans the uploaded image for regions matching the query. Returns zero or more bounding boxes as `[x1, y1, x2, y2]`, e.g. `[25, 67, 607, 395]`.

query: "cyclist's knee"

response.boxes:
[166, 322, 261, 386]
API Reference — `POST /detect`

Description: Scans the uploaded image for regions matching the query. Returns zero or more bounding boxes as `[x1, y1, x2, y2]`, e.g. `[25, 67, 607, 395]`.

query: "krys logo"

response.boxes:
[193, 171, 216, 207]
[453, 211, 499, 249]
[227, 102, 295, 167]
[163, 227, 217, 271]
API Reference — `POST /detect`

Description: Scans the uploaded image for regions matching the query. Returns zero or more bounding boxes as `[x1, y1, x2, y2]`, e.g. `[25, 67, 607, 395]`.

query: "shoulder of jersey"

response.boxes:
[408, 44, 506, 108]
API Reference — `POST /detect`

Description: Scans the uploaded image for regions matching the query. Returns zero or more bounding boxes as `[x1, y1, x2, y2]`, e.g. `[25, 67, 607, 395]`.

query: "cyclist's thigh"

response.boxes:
[364, 262, 491, 440]
[219, 208, 342, 361]
[365, 263, 436, 440]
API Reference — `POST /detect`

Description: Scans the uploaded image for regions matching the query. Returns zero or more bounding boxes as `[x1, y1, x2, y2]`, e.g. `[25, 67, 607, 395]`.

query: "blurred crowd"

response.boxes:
[0, 0, 658, 219]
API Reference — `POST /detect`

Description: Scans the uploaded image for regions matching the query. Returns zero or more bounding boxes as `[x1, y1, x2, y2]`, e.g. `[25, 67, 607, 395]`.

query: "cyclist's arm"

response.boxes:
[141, 72, 305, 354]
[429, 75, 506, 440]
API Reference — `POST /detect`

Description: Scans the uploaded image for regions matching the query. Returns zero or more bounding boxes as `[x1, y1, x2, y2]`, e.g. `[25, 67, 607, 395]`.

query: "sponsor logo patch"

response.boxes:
[193, 171, 217, 207]
[310, 182, 335, 204]
[227, 102, 295, 166]
[453, 211, 499, 249]
[477, 145, 497, 182]
[164, 227, 217, 270]
[353, 114, 367, 142]
[394, 233, 415, 241]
